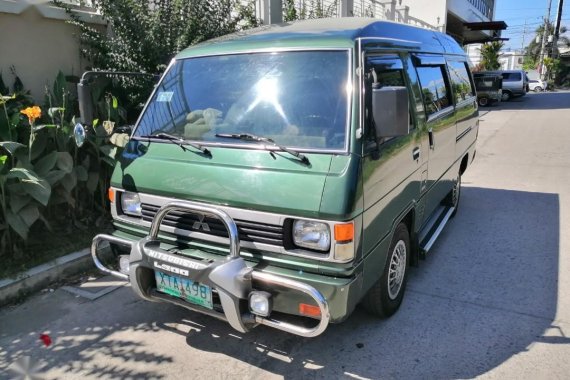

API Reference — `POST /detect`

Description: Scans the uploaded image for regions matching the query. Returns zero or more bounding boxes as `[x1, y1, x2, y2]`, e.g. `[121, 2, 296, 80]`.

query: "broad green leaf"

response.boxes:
[56, 152, 74, 173]
[61, 171, 77, 193]
[95, 124, 108, 138]
[86, 171, 99, 193]
[21, 178, 51, 206]
[5, 209, 28, 240]
[48, 107, 65, 118]
[75, 165, 88, 181]
[93, 118, 99, 127]
[99, 144, 117, 159]
[20, 203, 40, 227]
[101, 156, 116, 167]
[112, 96, 118, 109]
[33, 124, 57, 132]
[110, 133, 129, 147]
[38, 213, 53, 231]
[9, 112, 20, 129]
[0, 141, 25, 155]
[34, 151, 58, 177]
[30, 131, 48, 161]
[6, 167, 41, 181]
[81, 155, 90, 169]
[9, 194, 32, 214]
[56, 185, 75, 207]
[0, 154, 7, 172]
[53, 71, 67, 105]
[44, 169, 67, 186]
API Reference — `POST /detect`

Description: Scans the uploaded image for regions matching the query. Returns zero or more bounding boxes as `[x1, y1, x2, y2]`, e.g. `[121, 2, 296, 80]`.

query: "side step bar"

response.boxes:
[419, 205, 455, 255]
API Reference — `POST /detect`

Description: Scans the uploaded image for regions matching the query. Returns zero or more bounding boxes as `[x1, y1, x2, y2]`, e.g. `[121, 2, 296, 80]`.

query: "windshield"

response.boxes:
[134, 51, 350, 151]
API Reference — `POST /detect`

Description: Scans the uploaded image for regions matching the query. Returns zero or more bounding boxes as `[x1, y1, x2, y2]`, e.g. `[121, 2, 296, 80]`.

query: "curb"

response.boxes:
[0, 248, 96, 307]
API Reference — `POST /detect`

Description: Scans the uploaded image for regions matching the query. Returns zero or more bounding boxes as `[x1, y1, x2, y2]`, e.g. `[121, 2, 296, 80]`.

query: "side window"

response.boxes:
[415, 66, 452, 117]
[448, 61, 474, 103]
[366, 55, 406, 88]
[502, 73, 522, 82]
[365, 55, 412, 138]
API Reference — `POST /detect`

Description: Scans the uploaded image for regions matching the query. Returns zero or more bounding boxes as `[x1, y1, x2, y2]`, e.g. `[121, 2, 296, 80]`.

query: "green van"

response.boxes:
[83, 18, 478, 338]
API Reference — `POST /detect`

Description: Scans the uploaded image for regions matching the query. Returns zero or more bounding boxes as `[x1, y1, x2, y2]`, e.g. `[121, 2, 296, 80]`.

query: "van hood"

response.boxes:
[112, 141, 338, 218]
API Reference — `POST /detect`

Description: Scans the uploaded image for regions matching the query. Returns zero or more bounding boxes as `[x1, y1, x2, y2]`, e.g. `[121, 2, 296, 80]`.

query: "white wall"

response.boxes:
[399, 0, 447, 30]
[0, 2, 103, 101]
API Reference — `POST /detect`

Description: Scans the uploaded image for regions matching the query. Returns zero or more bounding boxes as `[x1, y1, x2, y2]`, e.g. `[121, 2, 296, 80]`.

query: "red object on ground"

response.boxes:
[39, 334, 52, 347]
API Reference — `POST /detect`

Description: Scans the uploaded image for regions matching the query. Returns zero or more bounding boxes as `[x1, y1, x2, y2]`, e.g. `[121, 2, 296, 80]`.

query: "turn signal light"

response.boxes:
[299, 303, 321, 317]
[334, 223, 354, 242]
[108, 188, 115, 203]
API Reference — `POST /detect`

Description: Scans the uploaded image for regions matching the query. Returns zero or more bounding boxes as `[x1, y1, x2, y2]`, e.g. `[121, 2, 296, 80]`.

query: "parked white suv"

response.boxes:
[528, 79, 547, 92]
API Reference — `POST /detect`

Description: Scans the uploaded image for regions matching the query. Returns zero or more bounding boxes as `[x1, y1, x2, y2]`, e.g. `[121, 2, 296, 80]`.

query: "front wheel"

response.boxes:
[447, 172, 461, 217]
[478, 97, 489, 107]
[534, 86, 543, 93]
[501, 91, 512, 101]
[362, 223, 410, 318]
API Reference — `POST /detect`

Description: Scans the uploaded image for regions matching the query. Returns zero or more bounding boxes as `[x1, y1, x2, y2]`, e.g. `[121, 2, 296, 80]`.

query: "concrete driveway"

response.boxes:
[1, 91, 570, 379]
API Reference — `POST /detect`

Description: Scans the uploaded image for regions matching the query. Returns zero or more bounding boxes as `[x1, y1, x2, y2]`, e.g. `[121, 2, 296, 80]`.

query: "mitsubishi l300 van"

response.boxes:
[81, 18, 478, 338]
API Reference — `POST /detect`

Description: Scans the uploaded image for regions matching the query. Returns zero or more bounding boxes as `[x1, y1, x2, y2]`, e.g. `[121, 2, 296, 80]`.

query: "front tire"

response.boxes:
[478, 97, 489, 107]
[363, 223, 410, 318]
[502, 91, 512, 101]
[446, 172, 462, 217]
[534, 86, 543, 93]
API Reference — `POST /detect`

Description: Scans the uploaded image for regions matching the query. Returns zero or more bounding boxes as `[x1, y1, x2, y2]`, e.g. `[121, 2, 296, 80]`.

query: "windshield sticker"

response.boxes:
[157, 91, 173, 102]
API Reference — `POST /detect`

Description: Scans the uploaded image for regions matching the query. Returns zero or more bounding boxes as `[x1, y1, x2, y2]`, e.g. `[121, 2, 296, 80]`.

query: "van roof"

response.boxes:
[176, 18, 466, 59]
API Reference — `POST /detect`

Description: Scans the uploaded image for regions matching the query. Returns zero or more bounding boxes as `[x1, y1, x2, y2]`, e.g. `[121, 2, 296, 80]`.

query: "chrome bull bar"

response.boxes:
[90, 200, 330, 338]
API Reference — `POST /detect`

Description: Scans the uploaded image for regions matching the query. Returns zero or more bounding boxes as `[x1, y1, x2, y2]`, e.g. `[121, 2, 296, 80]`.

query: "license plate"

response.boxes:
[154, 271, 213, 309]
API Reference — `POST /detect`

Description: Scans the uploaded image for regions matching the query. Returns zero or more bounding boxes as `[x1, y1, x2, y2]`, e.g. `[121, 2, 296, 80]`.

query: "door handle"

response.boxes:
[412, 147, 420, 160]
[428, 128, 434, 149]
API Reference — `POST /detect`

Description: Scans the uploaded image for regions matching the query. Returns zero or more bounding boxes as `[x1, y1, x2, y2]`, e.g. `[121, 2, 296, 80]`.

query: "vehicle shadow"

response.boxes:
[0, 187, 562, 379]
[491, 91, 570, 111]
[160, 186, 563, 379]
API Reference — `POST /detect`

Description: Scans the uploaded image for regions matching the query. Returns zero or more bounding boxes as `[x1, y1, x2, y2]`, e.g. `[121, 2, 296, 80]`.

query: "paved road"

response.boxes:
[2, 91, 570, 379]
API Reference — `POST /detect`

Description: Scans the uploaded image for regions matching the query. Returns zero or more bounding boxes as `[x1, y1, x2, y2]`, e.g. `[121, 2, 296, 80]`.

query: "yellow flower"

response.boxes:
[20, 106, 42, 123]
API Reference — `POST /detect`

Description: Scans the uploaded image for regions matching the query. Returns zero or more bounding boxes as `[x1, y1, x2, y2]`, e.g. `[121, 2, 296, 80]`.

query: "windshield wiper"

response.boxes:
[215, 133, 309, 165]
[137, 132, 210, 155]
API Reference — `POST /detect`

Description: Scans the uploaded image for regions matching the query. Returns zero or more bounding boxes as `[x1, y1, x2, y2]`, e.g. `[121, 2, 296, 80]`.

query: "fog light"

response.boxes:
[248, 291, 272, 317]
[119, 255, 130, 275]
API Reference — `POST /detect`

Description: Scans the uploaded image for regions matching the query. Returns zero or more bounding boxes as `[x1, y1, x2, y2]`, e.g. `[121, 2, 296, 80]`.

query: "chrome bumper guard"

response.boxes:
[91, 201, 330, 338]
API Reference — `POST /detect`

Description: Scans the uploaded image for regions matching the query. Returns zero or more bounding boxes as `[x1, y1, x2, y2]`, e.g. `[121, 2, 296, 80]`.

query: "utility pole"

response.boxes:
[521, 18, 528, 51]
[538, 0, 553, 80]
[552, 0, 565, 58]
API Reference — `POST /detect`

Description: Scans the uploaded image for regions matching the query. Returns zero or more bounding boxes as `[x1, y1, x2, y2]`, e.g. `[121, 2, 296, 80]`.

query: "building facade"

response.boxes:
[255, 0, 503, 45]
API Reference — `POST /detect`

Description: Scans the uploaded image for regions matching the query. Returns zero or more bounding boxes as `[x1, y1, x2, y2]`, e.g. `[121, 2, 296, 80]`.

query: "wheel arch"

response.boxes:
[459, 153, 469, 176]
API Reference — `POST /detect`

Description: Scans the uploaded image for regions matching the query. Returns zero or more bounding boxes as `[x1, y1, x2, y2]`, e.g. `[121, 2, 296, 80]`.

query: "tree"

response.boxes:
[52, 0, 258, 120]
[480, 41, 504, 71]
[524, 21, 569, 69]
[283, 0, 298, 21]
[54, 0, 258, 74]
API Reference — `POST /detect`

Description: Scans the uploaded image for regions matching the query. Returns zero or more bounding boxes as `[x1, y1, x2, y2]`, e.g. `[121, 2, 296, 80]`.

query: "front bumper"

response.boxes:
[92, 201, 354, 337]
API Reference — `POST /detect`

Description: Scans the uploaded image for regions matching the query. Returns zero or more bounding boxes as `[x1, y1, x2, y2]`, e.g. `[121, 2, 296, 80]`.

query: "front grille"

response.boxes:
[141, 203, 284, 247]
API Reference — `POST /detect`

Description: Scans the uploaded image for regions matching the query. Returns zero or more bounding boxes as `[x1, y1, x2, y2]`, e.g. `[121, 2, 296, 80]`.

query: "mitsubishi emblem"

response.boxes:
[192, 214, 211, 232]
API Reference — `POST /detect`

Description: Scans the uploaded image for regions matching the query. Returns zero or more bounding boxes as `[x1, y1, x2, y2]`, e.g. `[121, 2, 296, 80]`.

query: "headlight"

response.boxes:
[293, 220, 330, 251]
[121, 192, 142, 217]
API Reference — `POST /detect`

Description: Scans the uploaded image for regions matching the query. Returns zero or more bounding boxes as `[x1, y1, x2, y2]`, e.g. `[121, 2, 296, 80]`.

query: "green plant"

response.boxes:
[283, 0, 298, 21]
[52, 0, 259, 113]
[480, 41, 504, 71]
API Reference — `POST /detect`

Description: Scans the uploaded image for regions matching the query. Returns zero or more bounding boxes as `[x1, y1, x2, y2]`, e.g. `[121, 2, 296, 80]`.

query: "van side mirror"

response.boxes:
[77, 81, 94, 126]
[371, 86, 409, 139]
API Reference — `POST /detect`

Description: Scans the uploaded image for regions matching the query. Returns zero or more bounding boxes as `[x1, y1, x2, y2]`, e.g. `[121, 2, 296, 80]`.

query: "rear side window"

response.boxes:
[416, 66, 452, 117]
[502, 72, 522, 81]
[448, 61, 474, 102]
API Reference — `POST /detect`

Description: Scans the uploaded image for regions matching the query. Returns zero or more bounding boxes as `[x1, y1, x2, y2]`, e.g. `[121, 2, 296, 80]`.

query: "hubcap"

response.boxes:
[388, 240, 407, 300]
[452, 175, 460, 208]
